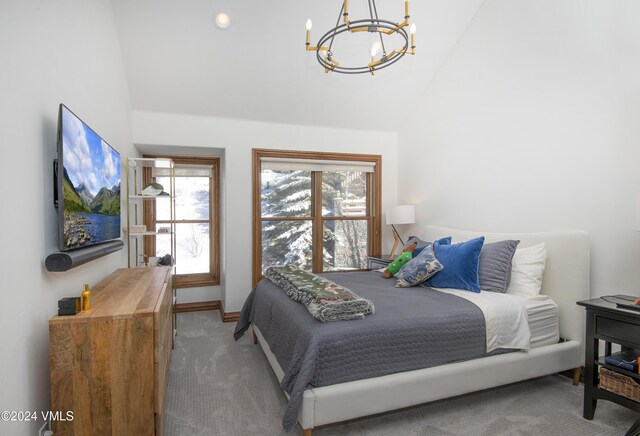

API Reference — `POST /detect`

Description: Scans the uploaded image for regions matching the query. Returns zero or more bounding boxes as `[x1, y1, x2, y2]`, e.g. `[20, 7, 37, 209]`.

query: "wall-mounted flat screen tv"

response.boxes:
[56, 104, 121, 251]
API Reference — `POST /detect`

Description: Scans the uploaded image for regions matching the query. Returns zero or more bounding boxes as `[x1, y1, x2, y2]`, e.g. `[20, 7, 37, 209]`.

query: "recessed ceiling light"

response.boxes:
[215, 12, 231, 29]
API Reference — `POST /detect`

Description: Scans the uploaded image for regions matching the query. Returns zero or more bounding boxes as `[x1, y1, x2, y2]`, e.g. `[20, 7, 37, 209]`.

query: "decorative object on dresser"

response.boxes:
[385, 205, 415, 259]
[49, 267, 174, 436]
[577, 296, 640, 426]
[57, 297, 80, 316]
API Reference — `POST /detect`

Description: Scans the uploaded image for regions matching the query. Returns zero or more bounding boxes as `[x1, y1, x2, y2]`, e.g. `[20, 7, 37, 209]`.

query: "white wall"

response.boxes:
[399, 0, 640, 297]
[133, 111, 398, 311]
[0, 1, 133, 434]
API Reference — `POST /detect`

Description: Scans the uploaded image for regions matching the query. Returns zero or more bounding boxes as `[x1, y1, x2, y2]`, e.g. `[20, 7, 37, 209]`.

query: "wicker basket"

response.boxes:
[599, 368, 640, 403]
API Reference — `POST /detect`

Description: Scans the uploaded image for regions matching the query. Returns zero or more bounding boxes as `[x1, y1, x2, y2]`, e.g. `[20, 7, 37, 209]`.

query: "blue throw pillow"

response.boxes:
[410, 236, 452, 257]
[395, 245, 444, 288]
[425, 236, 485, 293]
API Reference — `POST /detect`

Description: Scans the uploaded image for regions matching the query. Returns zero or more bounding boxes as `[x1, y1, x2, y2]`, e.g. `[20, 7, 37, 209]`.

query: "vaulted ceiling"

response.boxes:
[111, 0, 485, 131]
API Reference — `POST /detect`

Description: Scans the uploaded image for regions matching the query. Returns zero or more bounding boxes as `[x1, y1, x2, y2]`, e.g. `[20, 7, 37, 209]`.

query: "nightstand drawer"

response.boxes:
[596, 315, 640, 345]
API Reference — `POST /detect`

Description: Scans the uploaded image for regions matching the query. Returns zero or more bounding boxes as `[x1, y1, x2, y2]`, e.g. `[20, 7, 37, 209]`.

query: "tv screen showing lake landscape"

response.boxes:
[59, 105, 121, 251]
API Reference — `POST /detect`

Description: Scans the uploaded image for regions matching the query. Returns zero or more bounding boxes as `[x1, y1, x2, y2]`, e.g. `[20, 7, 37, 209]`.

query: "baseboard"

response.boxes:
[173, 299, 239, 322]
[222, 311, 240, 322]
[175, 300, 220, 313]
[220, 300, 240, 323]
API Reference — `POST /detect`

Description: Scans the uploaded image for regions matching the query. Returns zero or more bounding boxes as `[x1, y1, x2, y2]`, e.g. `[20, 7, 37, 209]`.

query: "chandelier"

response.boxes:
[305, 0, 416, 75]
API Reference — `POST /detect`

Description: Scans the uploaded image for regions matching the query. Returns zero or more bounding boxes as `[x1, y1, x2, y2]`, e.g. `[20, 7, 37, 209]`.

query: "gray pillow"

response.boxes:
[406, 236, 430, 250]
[478, 240, 520, 293]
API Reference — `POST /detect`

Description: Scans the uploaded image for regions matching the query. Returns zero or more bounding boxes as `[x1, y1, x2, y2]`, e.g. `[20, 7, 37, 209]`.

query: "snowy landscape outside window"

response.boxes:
[144, 156, 220, 287]
[254, 150, 381, 285]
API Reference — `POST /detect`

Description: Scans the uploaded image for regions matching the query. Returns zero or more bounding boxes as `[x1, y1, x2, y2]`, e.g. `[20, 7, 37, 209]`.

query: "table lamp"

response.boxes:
[386, 205, 415, 260]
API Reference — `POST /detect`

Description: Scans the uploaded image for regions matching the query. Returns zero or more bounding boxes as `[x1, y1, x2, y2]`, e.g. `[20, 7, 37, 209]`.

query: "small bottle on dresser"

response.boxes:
[81, 284, 91, 310]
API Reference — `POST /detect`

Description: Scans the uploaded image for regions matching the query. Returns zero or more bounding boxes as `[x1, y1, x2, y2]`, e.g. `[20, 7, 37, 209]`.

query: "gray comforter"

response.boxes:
[234, 271, 487, 431]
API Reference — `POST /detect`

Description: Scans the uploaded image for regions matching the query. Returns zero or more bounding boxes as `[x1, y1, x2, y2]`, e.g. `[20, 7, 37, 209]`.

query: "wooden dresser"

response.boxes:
[49, 267, 174, 436]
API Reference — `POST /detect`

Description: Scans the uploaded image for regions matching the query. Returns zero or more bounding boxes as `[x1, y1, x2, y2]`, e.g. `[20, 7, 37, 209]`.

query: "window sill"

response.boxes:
[175, 274, 220, 288]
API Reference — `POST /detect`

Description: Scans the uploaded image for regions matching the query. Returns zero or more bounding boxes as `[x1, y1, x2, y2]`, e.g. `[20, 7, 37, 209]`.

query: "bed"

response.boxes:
[235, 225, 590, 435]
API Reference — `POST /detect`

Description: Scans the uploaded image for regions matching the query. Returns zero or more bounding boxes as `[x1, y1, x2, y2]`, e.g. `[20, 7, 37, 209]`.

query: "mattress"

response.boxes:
[513, 294, 560, 348]
[432, 287, 560, 350]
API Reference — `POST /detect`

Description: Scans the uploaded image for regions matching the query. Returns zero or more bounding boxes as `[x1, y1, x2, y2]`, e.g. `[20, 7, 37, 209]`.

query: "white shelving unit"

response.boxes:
[125, 157, 176, 268]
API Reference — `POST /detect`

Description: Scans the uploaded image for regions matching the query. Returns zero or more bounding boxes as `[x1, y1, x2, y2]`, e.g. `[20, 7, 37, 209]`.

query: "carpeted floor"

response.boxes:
[164, 311, 638, 436]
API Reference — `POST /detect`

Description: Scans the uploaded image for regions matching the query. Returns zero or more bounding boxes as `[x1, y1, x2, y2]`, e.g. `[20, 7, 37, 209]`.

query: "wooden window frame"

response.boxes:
[143, 155, 220, 288]
[252, 148, 382, 287]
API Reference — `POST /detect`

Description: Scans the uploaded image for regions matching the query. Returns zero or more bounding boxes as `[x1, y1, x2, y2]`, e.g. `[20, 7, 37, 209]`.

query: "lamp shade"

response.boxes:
[386, 205, 415, 225]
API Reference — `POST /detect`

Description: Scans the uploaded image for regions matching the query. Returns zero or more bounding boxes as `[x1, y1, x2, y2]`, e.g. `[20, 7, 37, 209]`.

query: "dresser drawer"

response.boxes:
[155, 315, 172, 413]
[154, 282, 172, 363]
[596, 315, 640, 345]
[155, 305, 172, 363]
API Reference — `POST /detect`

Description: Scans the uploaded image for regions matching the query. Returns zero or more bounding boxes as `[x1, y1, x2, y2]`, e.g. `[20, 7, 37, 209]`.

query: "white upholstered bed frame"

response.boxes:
[253, 225, 590, 435]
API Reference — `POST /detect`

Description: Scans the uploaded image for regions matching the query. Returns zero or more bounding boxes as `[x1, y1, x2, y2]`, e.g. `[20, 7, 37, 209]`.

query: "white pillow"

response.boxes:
[506, 242, 547, 297]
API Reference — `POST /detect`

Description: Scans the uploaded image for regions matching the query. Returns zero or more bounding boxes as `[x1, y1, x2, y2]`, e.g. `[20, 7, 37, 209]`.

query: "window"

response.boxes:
[253, 149, 381, 286]
[144, 156, 220, 287]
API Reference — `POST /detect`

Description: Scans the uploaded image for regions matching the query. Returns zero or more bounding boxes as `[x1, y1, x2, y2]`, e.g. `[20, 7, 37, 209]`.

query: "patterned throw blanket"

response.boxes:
[264, 265, 375, 322]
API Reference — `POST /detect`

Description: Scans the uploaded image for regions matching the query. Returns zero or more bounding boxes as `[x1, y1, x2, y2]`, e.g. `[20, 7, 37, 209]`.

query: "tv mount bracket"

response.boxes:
[53, 158, 59, 208]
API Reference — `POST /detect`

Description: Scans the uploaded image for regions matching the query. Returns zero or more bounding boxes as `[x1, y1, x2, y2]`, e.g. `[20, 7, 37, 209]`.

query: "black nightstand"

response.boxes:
[576, 296, 640, 423]
[366, 255, 393, 270]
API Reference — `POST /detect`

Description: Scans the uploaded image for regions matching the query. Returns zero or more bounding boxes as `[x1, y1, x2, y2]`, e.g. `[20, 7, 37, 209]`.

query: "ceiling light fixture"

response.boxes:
[215, 12, 231, 29]
[305, 0, 416, 75]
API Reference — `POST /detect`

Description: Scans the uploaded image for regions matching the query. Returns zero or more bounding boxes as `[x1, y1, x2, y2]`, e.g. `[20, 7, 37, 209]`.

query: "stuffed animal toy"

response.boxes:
[382, 242, 417, 278]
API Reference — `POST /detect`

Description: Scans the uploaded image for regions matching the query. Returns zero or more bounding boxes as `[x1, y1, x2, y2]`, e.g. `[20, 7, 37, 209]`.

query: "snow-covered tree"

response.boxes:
[261, 170, 368, 272]
[261, 170, 313, 271]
